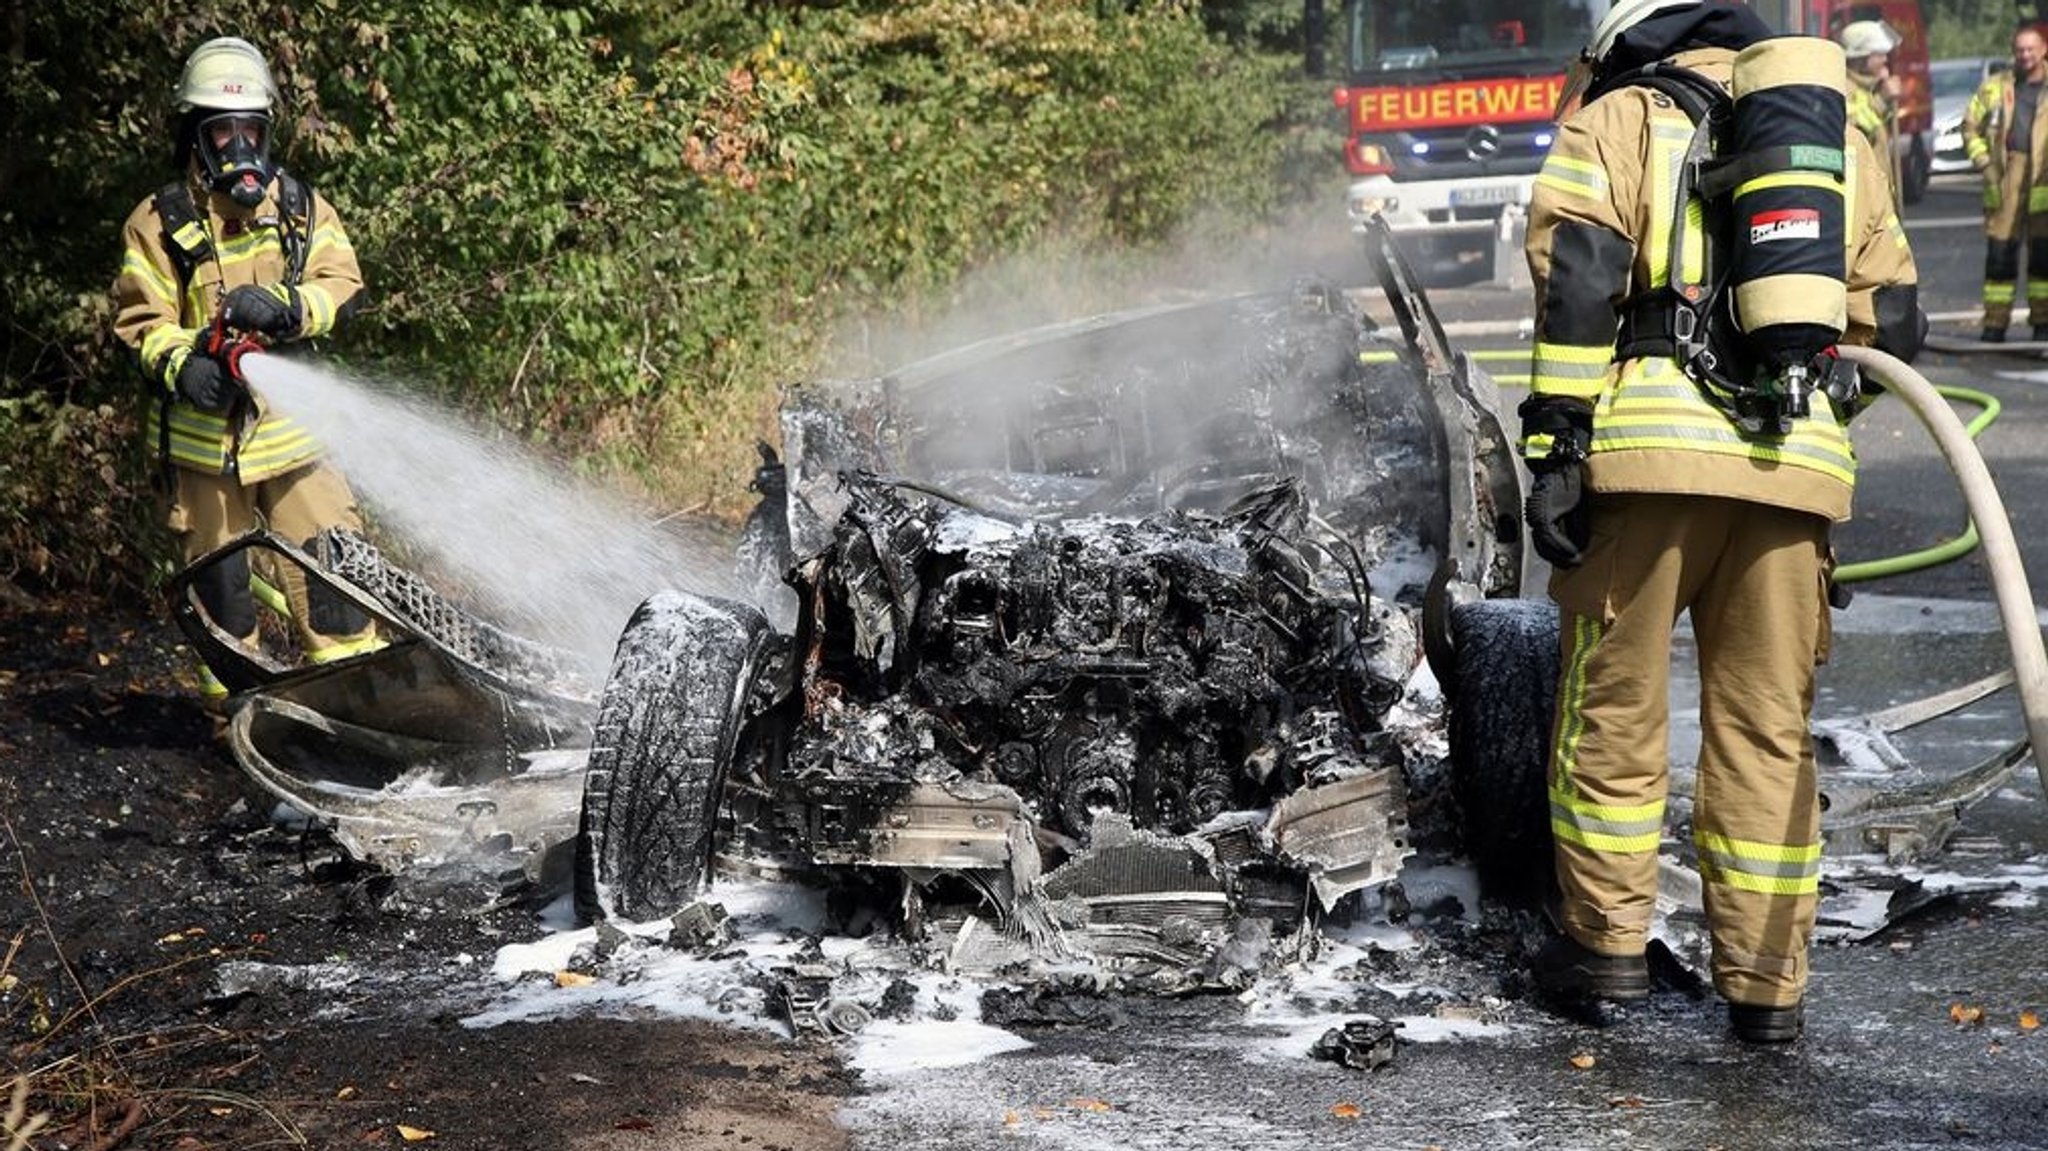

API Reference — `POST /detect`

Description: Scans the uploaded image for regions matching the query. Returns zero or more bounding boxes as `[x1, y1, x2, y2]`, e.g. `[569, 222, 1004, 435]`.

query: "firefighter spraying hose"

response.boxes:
[1836, 342, 2048, 799]
[203, 310, 266, 480]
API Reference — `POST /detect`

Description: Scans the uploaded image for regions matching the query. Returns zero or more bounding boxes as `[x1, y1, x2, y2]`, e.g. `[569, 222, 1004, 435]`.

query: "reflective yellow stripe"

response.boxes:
[141, 325, 200, 380]
[233, 422, 325, 482]
[1695, 830, 1822, 868]
[1696, 829, 1821, 895]
[1590, 362, 1857, 482]
[1696, 863, 1819, 896]
[307, 224, 354, 262]
[198, 664, 231, 698]
[1733, 171, 1845, 198]
[1536, 154, 1607, 199]
[299, 284, 336, 335]
[146, 406, 325, 477]
[1552, 775, 1666, 851]
[123, 249, 179, 305]
[1530, 340, 1612, 399]
[1532, 342, 1612, 369]
[1593, 430, 1856, 483]
[306, 634, 386, 663]
[1552, 612, 1598, 788]
[214, 228, 277, 269]
[1548, 612, 1668, 856]
[1985, 282, 2016, 303]
[1680, 196, 1703, 282]
[1646, 121, 1702, 284]
[250, 571, 290, 617]
[168, 218, 209, 261]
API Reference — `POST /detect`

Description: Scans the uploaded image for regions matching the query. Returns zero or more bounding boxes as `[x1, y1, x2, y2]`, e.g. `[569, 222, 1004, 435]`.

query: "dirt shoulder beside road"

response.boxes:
[0, 596, 851, 1151]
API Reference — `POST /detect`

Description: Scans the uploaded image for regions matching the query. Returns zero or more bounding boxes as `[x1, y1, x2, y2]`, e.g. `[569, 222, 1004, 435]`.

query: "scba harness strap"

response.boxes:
[1598, 61, 1854, 435]
[152, 169, 313, 293]
[149, 171, 313, 479]
[1606, 65, 1729, 376]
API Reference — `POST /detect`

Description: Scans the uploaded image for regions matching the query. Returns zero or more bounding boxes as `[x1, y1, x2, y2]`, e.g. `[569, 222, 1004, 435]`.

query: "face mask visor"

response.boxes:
[196, 112, 274, 207]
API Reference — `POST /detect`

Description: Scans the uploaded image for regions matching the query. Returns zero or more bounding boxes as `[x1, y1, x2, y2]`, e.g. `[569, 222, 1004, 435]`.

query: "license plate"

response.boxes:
[1450, 183, 1519, 208]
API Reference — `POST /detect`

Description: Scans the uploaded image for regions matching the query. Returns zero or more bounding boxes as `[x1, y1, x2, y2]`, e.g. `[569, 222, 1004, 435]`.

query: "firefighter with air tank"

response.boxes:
[1962, 24, 2048, 342]
[1517, 0, 1923, 1044]
[111, 37, 379, 714]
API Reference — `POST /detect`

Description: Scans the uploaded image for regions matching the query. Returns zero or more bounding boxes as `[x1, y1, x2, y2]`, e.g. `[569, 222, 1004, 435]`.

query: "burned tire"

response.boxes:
[1446, 598, 1558, 905]
[574, 591, 773, 923]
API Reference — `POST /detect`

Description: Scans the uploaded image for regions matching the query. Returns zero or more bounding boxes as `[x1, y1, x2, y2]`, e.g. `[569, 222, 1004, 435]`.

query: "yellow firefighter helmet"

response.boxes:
[175, 37, 278, 113]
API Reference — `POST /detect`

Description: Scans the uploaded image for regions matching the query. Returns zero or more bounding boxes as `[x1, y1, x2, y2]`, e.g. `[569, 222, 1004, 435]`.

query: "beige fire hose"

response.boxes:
[1837, 343, 2048, 798]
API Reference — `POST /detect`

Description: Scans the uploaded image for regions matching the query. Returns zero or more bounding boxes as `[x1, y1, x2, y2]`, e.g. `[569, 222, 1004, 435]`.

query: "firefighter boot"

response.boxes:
[1531, 934, 1650, 1003]
[1729, 1001, 1804, 1044]
[1982, 326, 2008, 343]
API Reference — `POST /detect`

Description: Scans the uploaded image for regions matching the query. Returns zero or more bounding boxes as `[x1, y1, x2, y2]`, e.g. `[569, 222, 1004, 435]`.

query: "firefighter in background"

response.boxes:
[1520, 0, 1922, 1044]
[112, 37, 379, 712]
[1962, 25, 2048, 343]
[1838, 19, 1903, 208]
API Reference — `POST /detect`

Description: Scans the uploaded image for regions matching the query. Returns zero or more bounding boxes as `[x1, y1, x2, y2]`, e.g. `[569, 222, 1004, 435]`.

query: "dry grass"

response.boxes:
[3, 1059, 50, 1151]
[1, 782, 308, 1150]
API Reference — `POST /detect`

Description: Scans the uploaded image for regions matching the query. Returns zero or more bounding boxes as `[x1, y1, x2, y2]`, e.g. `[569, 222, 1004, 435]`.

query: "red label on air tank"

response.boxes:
[1748, 208, 1821, 244]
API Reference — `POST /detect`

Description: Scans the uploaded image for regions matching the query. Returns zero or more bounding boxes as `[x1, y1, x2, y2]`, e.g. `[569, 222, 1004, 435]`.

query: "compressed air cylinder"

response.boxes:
[1727, 36, 1849, 369]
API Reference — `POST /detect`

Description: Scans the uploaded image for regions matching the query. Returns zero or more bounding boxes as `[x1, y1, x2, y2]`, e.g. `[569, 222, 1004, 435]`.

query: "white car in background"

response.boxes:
[1932, 56, 2004, 176]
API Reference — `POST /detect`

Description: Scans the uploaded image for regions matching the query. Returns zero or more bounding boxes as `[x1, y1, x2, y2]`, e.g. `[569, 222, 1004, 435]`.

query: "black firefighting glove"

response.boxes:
[1518, 394, 1595, 569]
[222, 282, 303, 340]
[174, 350, 242, 412]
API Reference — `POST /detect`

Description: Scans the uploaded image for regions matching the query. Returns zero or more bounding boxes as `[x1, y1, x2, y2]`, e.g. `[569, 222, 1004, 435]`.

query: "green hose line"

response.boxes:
[1836, 384, 2000, 583]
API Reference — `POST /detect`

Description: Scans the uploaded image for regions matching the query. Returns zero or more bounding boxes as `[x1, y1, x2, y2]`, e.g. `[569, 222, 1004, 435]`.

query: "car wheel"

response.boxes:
[1445, 597, 1558, 905]
[574, 591, 774, 922]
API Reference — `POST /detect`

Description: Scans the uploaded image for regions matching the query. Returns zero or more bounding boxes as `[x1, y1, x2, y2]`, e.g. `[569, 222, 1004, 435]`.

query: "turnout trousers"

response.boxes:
[1545, 492, 1829, 1009]
[170, 458, 379, 701]
[1982, 157, 2048, 332]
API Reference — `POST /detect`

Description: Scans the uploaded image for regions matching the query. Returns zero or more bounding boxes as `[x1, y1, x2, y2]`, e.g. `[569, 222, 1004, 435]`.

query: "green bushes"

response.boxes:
[1, 0, 1337, 599]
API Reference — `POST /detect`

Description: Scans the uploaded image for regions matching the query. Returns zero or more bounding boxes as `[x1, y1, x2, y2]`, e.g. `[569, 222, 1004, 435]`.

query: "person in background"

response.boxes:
[1519, 0, 1923, 1045]
[1838, 19, 1903, 208]
[112, 36, 378, 715]
[1962, 25, 2048, 342]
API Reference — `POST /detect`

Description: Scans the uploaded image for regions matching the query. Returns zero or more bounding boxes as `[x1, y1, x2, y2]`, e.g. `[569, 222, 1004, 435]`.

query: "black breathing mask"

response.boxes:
[195, 111, 274, 208]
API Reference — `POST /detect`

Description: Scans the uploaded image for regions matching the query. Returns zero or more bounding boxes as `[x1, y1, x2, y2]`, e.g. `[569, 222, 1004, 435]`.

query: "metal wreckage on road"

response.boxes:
[570, 221, 1557, 993]
[172, 220, 2027, 996]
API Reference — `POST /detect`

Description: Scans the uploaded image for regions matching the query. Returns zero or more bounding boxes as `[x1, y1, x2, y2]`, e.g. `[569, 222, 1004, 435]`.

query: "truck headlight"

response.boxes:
[1349, 194, 1400, 218]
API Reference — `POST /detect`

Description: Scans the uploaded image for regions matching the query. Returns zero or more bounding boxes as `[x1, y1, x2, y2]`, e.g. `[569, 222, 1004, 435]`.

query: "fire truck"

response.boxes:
[1331, 0, 1587, 282]
[1331, 2, 1932, 281]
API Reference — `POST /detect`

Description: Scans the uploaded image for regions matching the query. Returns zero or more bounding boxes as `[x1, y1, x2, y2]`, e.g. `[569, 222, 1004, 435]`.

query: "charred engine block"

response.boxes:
[787, 477, 1408, 840]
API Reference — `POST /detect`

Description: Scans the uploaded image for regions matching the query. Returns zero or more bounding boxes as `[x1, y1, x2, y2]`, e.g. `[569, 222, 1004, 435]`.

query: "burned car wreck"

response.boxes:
[581, 480, 1424, 980]
[572, 233, 1552, 986]
[170, 221, 2036, 1001]
[168, 225, 1560, 990]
